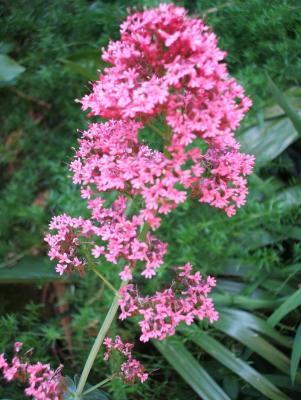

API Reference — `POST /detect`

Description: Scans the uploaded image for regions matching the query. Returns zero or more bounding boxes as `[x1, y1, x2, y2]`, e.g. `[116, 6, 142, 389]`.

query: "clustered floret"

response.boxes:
[45, 196, 167, 279]
[81, 3, 254, 216]
[44, 3, 255, 384]
[103, 336, 148, 383]
[0, 343, 63, 400]
[119, 264, 218, 342]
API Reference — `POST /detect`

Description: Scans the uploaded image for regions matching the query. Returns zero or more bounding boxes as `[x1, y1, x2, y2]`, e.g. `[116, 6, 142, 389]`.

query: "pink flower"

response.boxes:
[0, 343, 63, 399]
[92, 245, 105, 258]
[104, 336, 148, 383]
[79, 4, 254, 216]
[14, 342, 23, 353]
[119, 264, 218, 342]
[43, 3, 255, 387]
[0, 354, 7, 369]
[119, 265, 133, 281]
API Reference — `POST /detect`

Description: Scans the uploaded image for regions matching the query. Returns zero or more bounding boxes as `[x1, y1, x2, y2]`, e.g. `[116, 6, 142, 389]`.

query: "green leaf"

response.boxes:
[215, 312, 297, 379]
[263, 87, 301, 120]
[261, 279, 295, 297]
[0, 41, 14, 54]
[212, 293, 283, 310]
[268, 288, 301, 327]
[219, 259, 254, 277]
[61, 49, 102, 81]
[279, 264, 301, 277]
[82, 389, 110, 400]
[291, 324, 301, 385]
[241, 273, 271, 297]
[239, 229, 283, 250]
[267, 75, 301, 135]
[154, 337, 231, 400]
[181, 325, 290, 400]
[0, 54, 25, 83]
[0, 256, 67, 283]
[217, 279, 260, 295]
[264, 375, 301, 392]
[220, 309, 292, 348]
[272, 186, 301, 210]
[62, 376, 109, 399]
[67, 49, 101, 63]
[271, 225, 301, 241]
[240, 116, 299, 167]
[61, 59, 97, 81]
[240, 81, 301, 168]
[63, 376, 77, 399]
[223, 376, 239, 399]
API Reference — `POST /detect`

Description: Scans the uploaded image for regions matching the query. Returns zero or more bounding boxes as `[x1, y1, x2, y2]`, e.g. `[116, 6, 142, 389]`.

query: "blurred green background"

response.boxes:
[0, 0, 301, 399]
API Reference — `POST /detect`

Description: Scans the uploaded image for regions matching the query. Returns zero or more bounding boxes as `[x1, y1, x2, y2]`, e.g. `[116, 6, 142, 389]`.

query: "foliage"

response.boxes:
[0, 1, 301, 399]
[191, 0, 301, 111]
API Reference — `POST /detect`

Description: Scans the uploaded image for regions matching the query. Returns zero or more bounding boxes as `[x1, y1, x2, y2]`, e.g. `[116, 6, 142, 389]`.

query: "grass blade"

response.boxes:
[212, 293, 283, 310]
[272, 186, 301, 210]
[291, 324, 301, 384]
[154, 337, 231, 400]
[61, 59, 98, 81]
[0, 256, 66, 283]
[181, 325, 290, 400]
[240, 117, 298, 167]
[267, 74, 301, 135]
[264, 375, 301, 393]
[0, 54, 25, 83]
[221, 308, 292, 348]
[268, 288, 301, 327]
[215, 313, 297, 379]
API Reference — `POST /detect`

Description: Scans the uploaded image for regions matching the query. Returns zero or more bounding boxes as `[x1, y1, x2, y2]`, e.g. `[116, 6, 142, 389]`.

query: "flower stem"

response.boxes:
[75, 218, 151, 398]
[92, 267, 117, 294]
[74, 281, 126, 398]
[82, 376, 112, 395]
[139, 222, 150, 241]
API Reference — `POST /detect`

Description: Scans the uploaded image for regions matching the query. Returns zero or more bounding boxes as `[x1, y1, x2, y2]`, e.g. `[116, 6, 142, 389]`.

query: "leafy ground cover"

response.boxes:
[0, 1, 301, 399]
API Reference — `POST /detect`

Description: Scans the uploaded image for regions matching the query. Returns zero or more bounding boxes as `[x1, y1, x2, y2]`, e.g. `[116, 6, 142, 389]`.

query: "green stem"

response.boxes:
[82, 376, 112, 395]
[147, 121, 173, 158]
[75, 212, 151, 398]
[75, 281, 127, 398]
[92, 267, 117, 294]
[139, 222, 151, 241]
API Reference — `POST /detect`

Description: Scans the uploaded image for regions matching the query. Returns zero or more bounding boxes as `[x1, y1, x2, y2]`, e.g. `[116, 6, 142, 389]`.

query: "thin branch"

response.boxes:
[92, 268, 117, 294]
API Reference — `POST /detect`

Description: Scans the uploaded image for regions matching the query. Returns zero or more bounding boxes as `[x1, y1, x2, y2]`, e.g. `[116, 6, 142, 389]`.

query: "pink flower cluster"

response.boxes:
[45, 3, 255, 386]
[45, 196, 167, 279]
[70, 119, 188, 227]
[46, 3, 254, 279]
[45, 214, 86, 275]
[119, 264, 218, 342]
[0, 342, 63, 400]
[81, 3, 255, 216]
[103, 336, 148, 383]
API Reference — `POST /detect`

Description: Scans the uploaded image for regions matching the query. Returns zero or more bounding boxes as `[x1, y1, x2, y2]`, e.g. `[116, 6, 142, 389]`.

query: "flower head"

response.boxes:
[80, 3, 254, 216]
[104, 336, 148, 383]
[119, 264, 218, 342]
[44, 3, 255, 387]
[0, 343, 64, 400]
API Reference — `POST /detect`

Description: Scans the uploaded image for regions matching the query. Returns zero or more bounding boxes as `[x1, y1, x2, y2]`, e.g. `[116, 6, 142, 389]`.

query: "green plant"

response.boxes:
[1, 1, 301, 399]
